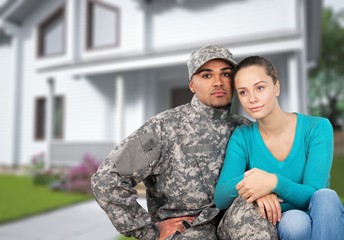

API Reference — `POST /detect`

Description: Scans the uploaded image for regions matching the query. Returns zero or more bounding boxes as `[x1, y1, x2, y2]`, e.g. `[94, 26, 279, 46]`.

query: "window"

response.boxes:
[38, 7, 65, 57]
[34, 96, 64, 140]
[34, 97, 46, 140]
[86, 0, 120, 49]
[53, 96, 64, 139]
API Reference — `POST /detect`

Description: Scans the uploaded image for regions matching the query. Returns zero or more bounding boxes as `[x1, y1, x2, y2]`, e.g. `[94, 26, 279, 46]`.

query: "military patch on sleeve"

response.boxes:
[112, 132, 159, 175]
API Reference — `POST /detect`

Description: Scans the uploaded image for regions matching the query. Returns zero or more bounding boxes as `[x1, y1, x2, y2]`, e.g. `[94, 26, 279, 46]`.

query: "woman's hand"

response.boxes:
[156, 216, 195, 240]
[236, 168, 277, 203]
[256, 193, 283, 225]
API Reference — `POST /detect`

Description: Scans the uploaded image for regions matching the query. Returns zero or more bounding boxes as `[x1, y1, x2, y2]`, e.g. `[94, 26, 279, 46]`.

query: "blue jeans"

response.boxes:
[277, 189, 344, 240]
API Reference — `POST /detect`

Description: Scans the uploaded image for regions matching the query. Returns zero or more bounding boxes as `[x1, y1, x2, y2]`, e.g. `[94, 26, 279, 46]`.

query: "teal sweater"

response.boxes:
[214, 113, 334, 212]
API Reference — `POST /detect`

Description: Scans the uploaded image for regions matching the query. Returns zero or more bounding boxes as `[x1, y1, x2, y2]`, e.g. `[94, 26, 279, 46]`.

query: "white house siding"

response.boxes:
[51, 74, 113, 141]
[0, 35, 14, 165]
[150, 0, 298, 49]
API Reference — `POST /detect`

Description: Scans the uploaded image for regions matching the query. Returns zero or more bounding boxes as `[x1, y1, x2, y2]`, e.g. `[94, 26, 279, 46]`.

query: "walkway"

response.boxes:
[0, 199, 147, 240]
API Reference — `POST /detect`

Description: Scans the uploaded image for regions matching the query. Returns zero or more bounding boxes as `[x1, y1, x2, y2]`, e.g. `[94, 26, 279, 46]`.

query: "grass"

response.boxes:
[331, 156, 344, 203]
[0, 174, 92, 223]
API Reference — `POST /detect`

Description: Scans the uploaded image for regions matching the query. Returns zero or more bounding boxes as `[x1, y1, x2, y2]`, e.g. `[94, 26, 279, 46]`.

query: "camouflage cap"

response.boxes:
[187, 45, 236, 80]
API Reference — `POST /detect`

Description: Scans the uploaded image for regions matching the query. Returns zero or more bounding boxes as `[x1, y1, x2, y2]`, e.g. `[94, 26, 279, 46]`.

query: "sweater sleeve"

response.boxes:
[214, 127, 248, 210]
[273, 118, 334, 211]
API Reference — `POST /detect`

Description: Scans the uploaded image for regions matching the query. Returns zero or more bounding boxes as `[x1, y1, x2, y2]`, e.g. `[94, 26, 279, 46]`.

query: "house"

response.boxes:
[0, 0, 322, 167]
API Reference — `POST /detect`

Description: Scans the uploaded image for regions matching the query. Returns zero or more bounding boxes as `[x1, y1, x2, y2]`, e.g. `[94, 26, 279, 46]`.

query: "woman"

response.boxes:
[214, 56, 344, 239]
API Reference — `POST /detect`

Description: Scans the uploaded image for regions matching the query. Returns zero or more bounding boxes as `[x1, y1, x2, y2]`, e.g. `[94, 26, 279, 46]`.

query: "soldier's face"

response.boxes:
[189, 59, 234, 110]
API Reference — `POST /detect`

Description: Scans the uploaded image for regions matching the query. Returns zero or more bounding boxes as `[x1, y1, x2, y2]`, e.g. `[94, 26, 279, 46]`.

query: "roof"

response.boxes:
[0, 0, 43, 25]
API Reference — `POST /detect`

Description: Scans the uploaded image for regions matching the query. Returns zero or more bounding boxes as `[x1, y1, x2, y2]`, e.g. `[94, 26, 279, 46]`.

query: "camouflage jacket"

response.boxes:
[91, 95, 250, 239]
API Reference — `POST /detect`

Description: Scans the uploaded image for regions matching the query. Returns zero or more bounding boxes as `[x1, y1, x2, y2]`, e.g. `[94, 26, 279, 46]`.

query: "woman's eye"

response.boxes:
[257, 86, 264, 91]
[238, 90, 247, 96]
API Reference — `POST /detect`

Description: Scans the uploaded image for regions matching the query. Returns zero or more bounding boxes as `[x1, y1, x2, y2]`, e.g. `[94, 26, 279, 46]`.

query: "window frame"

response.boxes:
[37, 6, 66, 58]
[86, 0, 120, 51]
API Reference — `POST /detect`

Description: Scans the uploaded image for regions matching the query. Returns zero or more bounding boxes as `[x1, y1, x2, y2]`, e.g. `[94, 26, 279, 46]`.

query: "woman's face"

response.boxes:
[234, 65, 280, 120]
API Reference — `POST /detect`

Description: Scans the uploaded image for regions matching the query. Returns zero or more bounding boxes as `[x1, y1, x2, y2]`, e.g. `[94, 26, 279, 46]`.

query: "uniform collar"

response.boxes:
[190, 94, 231, 120]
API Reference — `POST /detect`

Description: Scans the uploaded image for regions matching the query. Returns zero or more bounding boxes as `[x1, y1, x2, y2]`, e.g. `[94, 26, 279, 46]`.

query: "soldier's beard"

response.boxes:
[211, 101, 232, 111]
[214, 105, 231, 111]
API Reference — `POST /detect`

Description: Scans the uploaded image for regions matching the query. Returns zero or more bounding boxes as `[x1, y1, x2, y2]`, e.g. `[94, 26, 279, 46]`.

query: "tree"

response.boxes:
[309, 8, 344, 130]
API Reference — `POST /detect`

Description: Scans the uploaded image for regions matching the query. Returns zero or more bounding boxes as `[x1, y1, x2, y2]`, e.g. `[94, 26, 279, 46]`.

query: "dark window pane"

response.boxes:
[35, 98, 46, 140]
[38, 8, 65, 56]
[87, 1, 119, 49]
[53, 96, 64, 139]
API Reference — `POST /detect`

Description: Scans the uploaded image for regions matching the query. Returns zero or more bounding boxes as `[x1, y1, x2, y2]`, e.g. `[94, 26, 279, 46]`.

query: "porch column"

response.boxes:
[143, 1, 153, 51]
[115, 75, 125, 143]
[7, 24, 23, 167]
[46, 77, 55, 169]
[287, 54, 300, 113]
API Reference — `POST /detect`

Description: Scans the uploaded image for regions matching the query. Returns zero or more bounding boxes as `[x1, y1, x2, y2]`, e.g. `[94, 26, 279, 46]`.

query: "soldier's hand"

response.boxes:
[256, 193, 283, 225]
[156, 216, 195, 240]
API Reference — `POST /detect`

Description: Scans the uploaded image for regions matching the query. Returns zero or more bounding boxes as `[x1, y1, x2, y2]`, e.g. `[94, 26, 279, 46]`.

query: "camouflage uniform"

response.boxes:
[91, 95, 250, 239]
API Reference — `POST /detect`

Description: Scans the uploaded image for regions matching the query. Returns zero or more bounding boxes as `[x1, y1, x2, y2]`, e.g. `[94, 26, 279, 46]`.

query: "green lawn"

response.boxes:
[331, 156, 344, 202]
[0, 174, 92, 223]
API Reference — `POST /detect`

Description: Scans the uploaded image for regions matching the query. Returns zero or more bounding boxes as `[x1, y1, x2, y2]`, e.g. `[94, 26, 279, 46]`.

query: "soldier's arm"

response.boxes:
[91, 124, 162, 239]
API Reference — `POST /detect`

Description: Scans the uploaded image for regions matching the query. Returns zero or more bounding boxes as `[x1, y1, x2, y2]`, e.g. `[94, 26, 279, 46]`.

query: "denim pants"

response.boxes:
[277, 189, 344, 240]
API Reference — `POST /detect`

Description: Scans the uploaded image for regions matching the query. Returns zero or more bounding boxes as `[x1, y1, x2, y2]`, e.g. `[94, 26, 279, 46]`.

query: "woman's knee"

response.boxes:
[310, 189, 342, 214]
[311, 189, 339, 202]
[277, 210, 311, 240]
[309, 189, 344, 240]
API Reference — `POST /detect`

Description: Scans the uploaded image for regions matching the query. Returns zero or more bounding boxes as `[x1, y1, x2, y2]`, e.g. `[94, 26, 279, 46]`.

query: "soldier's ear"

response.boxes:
[189, 80, 195, 93]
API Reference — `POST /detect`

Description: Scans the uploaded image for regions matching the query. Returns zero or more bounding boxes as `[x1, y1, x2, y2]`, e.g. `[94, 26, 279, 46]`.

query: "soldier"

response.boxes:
[91, 45, 277, 239]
